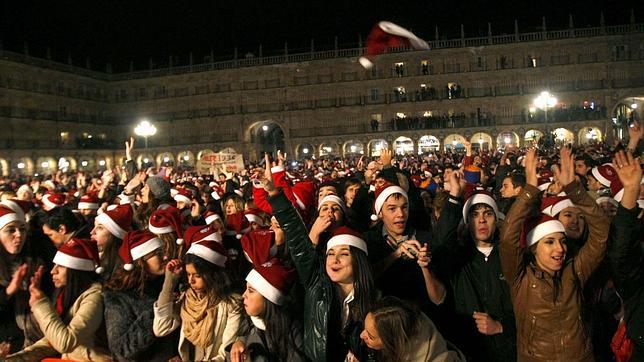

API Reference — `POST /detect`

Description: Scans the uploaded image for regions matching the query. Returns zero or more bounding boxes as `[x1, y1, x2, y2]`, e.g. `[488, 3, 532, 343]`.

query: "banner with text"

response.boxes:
[196, 151, 244, 175]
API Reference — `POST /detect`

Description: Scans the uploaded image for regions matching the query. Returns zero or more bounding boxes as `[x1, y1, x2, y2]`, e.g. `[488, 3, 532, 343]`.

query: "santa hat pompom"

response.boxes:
[123, 263, 134, 271]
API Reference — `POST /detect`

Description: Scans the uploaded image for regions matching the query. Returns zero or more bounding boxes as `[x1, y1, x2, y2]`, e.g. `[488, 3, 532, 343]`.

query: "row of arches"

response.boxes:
[294, 127, 603, 158]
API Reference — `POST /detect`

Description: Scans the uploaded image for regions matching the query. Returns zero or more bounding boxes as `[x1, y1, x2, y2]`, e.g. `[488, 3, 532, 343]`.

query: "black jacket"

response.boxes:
[607, 205, 644, 360]
[432, 195, 516, 362]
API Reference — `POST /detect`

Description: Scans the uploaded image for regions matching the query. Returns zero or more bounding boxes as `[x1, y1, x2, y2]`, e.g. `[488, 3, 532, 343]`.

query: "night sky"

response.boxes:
[1, 0, 642, 72]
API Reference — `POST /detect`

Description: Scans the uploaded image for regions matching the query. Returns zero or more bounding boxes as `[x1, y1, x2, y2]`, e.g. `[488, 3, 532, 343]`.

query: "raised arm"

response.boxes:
[499, 148, 540, 287]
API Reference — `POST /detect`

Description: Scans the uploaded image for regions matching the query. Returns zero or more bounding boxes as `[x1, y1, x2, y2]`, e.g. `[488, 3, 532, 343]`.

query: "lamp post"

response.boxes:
[134, 119, 157, 149]
[533, 91, 557, 128]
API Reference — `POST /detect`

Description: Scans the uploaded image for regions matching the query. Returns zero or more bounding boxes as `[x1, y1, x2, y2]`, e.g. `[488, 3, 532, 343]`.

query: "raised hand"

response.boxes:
[380, 148, 393, 166]
[125, 137, 135, 160]
[557, 146, 575, 187]
[524, 148, 538, 187]
[6, 263, 28, 297]
[448, 170, 465, 197]
[277, 150, 286, 167]
[613, 150, 642, 209]
[165, 259, 183, 276]
[28, 266, 45, 307]
[628, 121, 642, 150]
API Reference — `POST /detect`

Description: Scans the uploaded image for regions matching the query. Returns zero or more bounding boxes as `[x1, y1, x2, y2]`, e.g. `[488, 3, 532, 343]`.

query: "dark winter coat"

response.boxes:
[432, 195, 516, 362]
[103, 281, 176, 362]
[268, 191, 371, 362]
[607, 205, 644, 360]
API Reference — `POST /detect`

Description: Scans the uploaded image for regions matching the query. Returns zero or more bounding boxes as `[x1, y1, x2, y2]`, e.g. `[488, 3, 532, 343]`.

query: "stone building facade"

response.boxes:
[0, 21, 643, 175]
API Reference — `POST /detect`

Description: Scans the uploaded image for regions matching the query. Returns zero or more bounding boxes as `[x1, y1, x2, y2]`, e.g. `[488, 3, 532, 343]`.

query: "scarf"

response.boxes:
[55, 288, 66, 316]
[180, 288, 218, 348]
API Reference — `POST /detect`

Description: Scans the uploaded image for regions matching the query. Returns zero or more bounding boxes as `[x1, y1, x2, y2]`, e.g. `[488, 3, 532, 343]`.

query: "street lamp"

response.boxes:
[533, 91, 557, 127]
[135, 119, 157, 149]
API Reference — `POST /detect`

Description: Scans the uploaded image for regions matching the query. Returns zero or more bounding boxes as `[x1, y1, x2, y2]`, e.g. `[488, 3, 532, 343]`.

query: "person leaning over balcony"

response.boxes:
[498, 147, 609, 361]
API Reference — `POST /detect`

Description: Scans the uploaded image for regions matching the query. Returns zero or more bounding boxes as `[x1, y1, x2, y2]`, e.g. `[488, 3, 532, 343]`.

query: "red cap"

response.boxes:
[120, 230, 163, 271]
[54, 238, 103, 273]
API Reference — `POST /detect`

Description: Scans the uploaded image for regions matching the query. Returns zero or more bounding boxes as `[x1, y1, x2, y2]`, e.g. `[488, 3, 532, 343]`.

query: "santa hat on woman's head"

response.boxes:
[359, 21, 429, 69]
[120, 230, 163, 271]
[77, 193, 100, 210]
[1, 199, 31, 223]
[371, 182, 408, 221]
[326, 226, 368, 255]
[148, 207, 184, 244]
[54, 238, 103, 273]
[241, 229, 277, 266]
[245, 260, 296, 305]
[185, 228, 227, 267]
[95, 204, 132, 239]
[541, 196, 575, 217]
[225, 211, 250, 239]
[42, 192, 66, 211]
[522, 214, 566, 248]
[318, 195, 347, 215]
[591, 163, 618, 188]
[0, 204, 23, 230]
[183, 225, 222, 249]
[244, 208, 266, 227]
[173, 188, 193, 204]
[204, 210, 222, 226]
[609, 178, 625, 202]
[462, 186, 501, 223]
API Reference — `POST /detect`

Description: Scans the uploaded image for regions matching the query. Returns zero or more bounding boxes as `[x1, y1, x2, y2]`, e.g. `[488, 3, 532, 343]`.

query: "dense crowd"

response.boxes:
[0, 122, 642, 362]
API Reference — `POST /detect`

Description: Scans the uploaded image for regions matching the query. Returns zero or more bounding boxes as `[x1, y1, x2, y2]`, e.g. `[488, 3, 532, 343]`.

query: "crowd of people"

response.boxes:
[0, 121, 642, 361]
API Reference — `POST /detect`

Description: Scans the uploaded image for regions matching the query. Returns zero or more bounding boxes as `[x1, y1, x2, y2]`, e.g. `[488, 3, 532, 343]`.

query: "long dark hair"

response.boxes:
[369, 296, 421, 362]
[55, 268, 100, 315]
[183, 253, 234, 304]
[331, 246, 375, 324]
[237, 297, 305, 361]
[99, 234, 122, 277]
[104, 258, 152, 296]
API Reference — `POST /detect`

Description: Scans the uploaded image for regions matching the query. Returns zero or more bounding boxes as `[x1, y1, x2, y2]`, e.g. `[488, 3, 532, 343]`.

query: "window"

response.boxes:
[393, 86, 406, 102]
[394, 62, 405, 77]
[370, 88, 380, 102]
[614, 45, 628, 61]
[139, 88, 147, 97]
[421, 60, 430, 75]
[60, 132, 69, 143]
[528, 56, 538, 68]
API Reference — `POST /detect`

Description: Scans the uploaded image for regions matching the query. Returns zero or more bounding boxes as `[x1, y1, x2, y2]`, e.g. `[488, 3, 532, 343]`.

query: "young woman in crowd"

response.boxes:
[499, 147, 610, 361]
[0, 205, 42, 356]
[103, 230, 176, 361]
[308, 194, 347, 246]
[6, 238, 110, 361]
[228, 261, 306, 361]
[91, 204, 132, 278]
[361, 296, 464, 361]
[153, 227, 241, 361]
[148, 206, 184, 261]
[265, 177, 376, 361]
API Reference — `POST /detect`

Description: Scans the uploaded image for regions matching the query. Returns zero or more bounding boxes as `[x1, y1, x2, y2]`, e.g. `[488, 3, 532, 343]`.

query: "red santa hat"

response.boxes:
[42, 192, 66, 211]
[185, 227, 227, 267]
[292, 181, 316, 211]
[94, 204, 132, 240]
[0, 204, 23, 230]
[537, 170, 554, 192]
[1, 199, 31, 223]
[204, 210, 223, 226]
[119, 230, 163, 271]
[225, 211, 251, 239]
[591, 163, 618, 188]
[326, 226, 368, 255]
[53, 238, 103, 273]
[210, 184, 224, 201]
[359, 21, 429, 69]
[245, 260, 296, 305]
[148, 206, 184, 244]
[609, 178, 624, 202]
[241, 229, 277, 266]
[173, 188, 193, 204]
[371, 182, 408, 221]
[244, 208, 266, 227]
[541, 196, 575, 217]
[462, 186, 501, 223]
[522, 214, 566, 248]
[318, 195, 347, 215]
[77, 193, 100, 210]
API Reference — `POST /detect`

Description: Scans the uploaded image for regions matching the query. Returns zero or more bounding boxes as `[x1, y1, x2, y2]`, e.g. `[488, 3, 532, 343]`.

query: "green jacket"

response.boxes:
[269, 191, 369, 362]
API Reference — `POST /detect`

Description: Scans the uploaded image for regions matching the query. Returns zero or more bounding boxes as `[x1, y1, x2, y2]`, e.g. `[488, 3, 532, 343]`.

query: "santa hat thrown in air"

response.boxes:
[462, 186, 502, 223]
[326, 226, 368, 255]
[148, 206, 184, 244]
[541, 196, 575, 217]
[54, 238, 103, 273]
[522, 214, 566, 247]
[119, 230, 163, 271]
[42, 192, 66, 211]
[185, 226, 227, 267]
[241, 229, 278, 266]
[371, 182, 408, 221]
[245, 260, 296, 306]
[94, 204, 133, 239]
[360, 21, 430, 69]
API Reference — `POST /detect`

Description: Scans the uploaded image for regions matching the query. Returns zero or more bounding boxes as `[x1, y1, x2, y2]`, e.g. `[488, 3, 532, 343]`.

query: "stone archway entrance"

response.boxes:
[250, 121, 285, 160]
